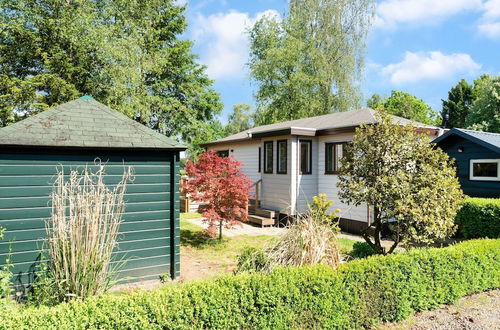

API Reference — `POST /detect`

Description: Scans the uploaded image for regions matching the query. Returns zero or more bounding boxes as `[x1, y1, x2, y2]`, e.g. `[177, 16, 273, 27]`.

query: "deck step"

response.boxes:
[248, 215, 275, 227]
[254, 208, 275, 218]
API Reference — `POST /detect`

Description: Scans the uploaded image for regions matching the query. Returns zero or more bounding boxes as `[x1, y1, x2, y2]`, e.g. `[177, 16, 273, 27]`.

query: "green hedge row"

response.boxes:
[1, 239, 499, 329]
[455, 198, 500, 238]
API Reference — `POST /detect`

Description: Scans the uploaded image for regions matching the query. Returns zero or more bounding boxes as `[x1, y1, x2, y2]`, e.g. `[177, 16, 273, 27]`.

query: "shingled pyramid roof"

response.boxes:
[0, 96, 185, 149]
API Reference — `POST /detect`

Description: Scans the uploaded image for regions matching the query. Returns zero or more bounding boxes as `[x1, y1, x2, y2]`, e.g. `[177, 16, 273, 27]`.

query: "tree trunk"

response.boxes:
[219, 219, 223, 240]
[372, 207, 385, 255]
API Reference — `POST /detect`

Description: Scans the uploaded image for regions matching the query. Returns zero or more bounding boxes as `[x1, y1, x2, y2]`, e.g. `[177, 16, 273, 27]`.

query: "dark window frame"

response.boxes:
[299, 139, 312, 175]
[264, 141, 274, 174]
[216, 150, 229, 158]
[258, 147, 261, 173]
[277, 140, 287, 174]
[325, 142, 347, 174]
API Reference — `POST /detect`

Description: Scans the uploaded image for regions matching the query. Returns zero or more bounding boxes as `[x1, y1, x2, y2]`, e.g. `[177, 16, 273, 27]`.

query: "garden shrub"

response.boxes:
[236, 247, 268, 273]
[0, 239, 498, 329]
[455, 198, 500, 238]
[0, 227, 12, 300]
[349, 241, 375, 259]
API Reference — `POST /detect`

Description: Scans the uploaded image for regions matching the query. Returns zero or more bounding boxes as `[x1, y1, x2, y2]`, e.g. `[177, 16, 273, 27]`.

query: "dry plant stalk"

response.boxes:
[47, 163, 132, 301]
[265, 214, 340, 271]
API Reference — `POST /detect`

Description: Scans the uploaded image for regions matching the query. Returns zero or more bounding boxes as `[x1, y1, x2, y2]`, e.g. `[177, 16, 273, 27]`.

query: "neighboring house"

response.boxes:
[0, 96, 184, 288]
[434, 128, 500, 198]
[203, 108, 441, 233]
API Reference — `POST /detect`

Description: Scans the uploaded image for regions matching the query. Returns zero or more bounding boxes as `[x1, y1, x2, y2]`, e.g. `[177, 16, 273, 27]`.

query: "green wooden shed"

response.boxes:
[0, 96, 185, 288]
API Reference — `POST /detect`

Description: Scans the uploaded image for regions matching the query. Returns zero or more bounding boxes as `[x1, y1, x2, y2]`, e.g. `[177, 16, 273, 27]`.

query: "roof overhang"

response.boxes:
[433, 128, 500, 154]
[0, 144, 187, 151]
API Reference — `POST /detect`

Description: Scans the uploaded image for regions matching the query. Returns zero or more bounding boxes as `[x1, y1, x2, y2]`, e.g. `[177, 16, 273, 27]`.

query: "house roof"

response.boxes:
[0, 96, 185, 150]
[204, 108, 438, 146]
[433, 128, 500, 154]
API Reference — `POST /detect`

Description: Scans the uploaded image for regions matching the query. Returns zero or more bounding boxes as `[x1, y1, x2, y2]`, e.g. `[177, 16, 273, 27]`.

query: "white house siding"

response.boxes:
[207, 142, 261, 184]
[296, 137, 319, 213]
[260, 136, 294, 214]
[317, 134, 369, 222]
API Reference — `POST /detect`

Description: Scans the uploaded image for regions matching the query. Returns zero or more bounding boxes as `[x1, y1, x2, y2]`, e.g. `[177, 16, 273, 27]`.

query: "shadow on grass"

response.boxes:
[180, 228, 228, 249]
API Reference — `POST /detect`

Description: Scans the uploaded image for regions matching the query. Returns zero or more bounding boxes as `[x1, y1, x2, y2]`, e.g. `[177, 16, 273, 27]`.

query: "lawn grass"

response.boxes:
[180, 215, 358, 269]
[180, 218, 277, 265]
[180, 212, 203, 221]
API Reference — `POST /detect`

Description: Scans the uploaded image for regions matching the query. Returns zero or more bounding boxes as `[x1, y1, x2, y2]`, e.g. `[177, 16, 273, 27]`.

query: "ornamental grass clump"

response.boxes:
[238, 195, 341, 273]
[42, 164, 132, 303]
[265, 213, 341, 270]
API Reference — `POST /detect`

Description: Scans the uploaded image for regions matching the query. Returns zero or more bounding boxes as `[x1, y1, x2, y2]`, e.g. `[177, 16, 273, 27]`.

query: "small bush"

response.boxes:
[236, 247, 268, 273]
[455, 198, 500, 238]
[0, 228, 12, 300]
[0, 239, 498, 329]
[349, 241, 375, 259]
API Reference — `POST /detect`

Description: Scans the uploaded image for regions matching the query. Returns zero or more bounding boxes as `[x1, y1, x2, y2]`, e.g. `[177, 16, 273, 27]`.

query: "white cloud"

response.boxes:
[477, 0, 500, 38]
[382, 51, 481, 85]
[483, 0, 500, 18]
[478, 21, 500, 37]
[375, 0, 481, 29]
[192, 9, 279, 79]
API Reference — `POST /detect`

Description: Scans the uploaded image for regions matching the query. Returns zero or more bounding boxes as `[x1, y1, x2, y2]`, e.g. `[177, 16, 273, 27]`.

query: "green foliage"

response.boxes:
[307, 194, 340, 231]
[224, 104, 255, 136]
[368, 91, 439, 125]
[236, 247, 268, 274]
[0, 0, 222, 144]
[455, 198, 500, 239]
[349, 242, 375, 259]
[249, 0, 374, 125]
[0, 239, 498, 328]
[0, 227, 12, 300]
[338, 112, 464, 254]
[466, 75, 500, 133]
[441, 79, 475, 128]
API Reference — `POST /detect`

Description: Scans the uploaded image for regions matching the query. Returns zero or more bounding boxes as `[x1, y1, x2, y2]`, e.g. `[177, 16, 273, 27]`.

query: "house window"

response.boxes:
[258, 147, 261, 173]
[277, 140, 287, 174]
[217, 150, 229, 158]
[470, 159, 500, 181]
[299, 140, 312, 174]
[264, 141, 273, 173]
[325, 142, 346, 174]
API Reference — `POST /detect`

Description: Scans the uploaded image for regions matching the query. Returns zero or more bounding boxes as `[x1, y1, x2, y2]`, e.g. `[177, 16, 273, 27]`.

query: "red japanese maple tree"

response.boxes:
[183, 150, 253, 240]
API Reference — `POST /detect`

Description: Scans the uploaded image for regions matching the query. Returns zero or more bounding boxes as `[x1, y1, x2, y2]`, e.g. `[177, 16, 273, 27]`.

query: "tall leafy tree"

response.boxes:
[368, 91, 438, 125]
[249, 0, 374, 125]
[441, 79, 474, 129]
[466, 75, 500, 133]
[224, 103, 255, 136]
[0, 0, 222, 143]
[338, 113, 463, 254]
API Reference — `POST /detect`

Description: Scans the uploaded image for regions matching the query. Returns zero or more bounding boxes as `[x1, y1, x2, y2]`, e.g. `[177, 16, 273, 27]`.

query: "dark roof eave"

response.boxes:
[0, 143, 186, 151]
[433, 128, 500, 154]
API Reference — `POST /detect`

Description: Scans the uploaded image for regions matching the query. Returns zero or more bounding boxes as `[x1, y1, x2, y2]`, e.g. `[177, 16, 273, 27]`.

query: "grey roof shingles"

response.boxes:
[0, 96, 185, 149]
[433, 128, 500, 154]
[206, 108, 438, 145]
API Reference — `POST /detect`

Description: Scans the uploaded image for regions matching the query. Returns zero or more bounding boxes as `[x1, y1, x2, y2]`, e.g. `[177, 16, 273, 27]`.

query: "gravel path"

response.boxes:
[378, 290, 500, 330]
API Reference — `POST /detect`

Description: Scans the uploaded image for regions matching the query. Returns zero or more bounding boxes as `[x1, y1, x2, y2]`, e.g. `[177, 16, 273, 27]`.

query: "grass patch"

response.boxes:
[180, 219, 277, 266]
[180, 219, 359, 273]
[180, 212, 203, 221]
[337, 237, 357, 254]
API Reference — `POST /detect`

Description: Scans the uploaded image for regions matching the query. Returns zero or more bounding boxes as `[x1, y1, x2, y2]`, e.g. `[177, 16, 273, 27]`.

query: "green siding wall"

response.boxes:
[0, 149, 180, 289]
[437, 136, 500, 198]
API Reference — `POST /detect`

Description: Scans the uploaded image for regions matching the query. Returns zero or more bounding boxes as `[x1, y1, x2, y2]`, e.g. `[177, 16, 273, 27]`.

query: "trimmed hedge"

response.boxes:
[455, 198, 500, 238]
[0, 239, 499, 329]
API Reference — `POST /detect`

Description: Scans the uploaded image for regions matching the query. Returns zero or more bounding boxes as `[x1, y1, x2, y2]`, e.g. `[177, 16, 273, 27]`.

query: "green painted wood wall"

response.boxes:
[0, 148, 180, 290]
[437, 135, 500, 198]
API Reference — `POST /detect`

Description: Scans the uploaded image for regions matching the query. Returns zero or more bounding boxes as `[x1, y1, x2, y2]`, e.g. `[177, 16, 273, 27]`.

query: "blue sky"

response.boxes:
[183, 0, 500, 122]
